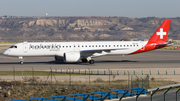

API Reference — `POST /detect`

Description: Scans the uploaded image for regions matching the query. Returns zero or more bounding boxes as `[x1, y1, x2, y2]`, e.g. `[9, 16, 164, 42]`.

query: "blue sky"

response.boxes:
[0, 0, 179, 18]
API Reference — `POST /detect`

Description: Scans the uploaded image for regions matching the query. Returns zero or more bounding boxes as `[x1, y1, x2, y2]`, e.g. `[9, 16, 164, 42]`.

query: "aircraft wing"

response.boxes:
[80, 48, 129, 57]
[81, 48, 128, 53]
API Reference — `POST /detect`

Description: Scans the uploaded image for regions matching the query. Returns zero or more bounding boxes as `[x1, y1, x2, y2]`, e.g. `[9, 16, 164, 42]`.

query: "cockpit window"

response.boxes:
[10, 46, 13, 48]
[9, 45, 17, 48]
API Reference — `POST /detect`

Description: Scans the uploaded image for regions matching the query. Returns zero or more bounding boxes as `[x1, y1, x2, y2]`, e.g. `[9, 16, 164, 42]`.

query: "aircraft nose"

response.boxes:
[2, 50, 9, 55]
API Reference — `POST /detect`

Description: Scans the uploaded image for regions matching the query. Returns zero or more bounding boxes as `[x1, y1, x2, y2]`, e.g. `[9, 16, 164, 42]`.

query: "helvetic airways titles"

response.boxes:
[29, 44, 61, 50]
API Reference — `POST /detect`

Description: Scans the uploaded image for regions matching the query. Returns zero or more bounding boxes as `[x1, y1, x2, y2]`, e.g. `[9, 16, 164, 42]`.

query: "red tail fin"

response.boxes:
[130, 19, 171, 54]
[148, 19, 171, 44]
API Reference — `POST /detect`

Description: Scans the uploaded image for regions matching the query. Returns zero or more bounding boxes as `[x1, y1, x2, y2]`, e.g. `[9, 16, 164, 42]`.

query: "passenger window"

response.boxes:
[89, 45, 91, 47]
[109, 45, 111, 47]
[92, 45, 94, 47]
[124, 45, 126, 47]
[120, 45, 122, 47]
[96, 45, 97, 47]
[130, 45, 132, 47]
[74, 46, 75, 47]
[117, 45, 119, 47]
[134, 45, 135, 47]
[99, 45, 101, 47]
[102, 45, 104, 47]
[82, 45, 83, 47]
[127, 45, 129, 47]
[137, 45, 138, 47]
[114, 45, 115, 47]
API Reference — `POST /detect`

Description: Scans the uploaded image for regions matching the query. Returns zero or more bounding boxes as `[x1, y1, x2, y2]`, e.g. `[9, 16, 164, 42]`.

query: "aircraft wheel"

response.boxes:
[20, 61, 23, 65]
[89, 60, 94, 64]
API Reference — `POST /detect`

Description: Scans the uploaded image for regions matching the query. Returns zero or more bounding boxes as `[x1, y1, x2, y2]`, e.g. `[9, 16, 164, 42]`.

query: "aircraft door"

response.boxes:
[73, 44, 79, 51]
[23, 42, 28, 53]
[140, 41, 145, 51]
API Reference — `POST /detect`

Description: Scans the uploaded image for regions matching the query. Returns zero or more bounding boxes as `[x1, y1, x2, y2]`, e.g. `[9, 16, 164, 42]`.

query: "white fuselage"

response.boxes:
[3, 41, 147, 57]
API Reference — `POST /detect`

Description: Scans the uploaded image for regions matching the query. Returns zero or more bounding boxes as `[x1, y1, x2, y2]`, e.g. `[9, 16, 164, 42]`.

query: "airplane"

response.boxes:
[2, 19, 171, 64]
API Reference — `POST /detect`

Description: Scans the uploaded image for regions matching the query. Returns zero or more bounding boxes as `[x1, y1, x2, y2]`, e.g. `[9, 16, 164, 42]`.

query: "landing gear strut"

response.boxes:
[82, 57, 94, 64]
[20, 61, 23, 65]
[19, 56, 24, 65]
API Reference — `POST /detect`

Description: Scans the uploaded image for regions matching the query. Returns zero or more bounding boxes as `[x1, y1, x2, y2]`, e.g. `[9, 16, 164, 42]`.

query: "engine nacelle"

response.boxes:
[63, 52, 81, 62]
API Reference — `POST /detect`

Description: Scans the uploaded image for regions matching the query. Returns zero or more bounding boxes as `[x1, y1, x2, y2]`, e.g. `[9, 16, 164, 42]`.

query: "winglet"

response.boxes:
[147, 19, 171, 45]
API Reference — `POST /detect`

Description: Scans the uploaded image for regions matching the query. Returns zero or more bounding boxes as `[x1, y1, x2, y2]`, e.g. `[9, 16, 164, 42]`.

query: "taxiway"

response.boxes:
[0, 49, 179, 71]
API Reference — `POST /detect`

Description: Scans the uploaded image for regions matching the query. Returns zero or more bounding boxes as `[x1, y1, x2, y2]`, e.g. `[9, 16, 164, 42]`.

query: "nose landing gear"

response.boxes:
[18, 56, 24, 65]
[20, 61, 23, 65]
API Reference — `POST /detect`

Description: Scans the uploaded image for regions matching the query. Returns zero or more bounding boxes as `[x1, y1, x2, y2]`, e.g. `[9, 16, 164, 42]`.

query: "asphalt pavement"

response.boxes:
[0, 49, 180, 71]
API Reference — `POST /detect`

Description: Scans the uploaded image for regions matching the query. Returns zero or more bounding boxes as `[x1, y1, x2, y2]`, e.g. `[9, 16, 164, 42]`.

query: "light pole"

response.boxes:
[88, 68, 90, 85]
[13, 66, 15, 82]
[127, 71, 130, 88]
[108, 68, 110, 85]
[68, 68, 71, 86]
[31, 66, 34, 85]
[50, 67, 52, 85]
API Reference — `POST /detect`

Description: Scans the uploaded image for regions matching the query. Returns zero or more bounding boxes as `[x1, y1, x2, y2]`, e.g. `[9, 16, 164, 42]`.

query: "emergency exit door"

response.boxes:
[23, 42, 28, 53]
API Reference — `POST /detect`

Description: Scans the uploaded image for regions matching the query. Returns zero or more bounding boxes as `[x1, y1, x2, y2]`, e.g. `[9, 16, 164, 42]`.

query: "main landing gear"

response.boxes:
[19, 56, 24, 65]
[81, 59, 88, 63]
[89, 60, 94, 64]
[81, 58, 95, 64]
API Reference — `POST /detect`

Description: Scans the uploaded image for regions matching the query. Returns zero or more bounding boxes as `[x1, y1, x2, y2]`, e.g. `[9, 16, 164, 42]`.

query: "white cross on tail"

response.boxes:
[156, 28, 166, 39]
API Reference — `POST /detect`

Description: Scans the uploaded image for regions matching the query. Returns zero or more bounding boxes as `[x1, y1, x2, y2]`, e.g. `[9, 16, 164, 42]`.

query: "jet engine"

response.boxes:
[63, 52, 81, 62]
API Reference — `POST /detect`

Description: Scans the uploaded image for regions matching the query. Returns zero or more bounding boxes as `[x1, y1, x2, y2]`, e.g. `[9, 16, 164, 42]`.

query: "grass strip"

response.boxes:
[0, 71, 89, 76]
[162, 46, 177, 50]
[0, 45, 11, 47]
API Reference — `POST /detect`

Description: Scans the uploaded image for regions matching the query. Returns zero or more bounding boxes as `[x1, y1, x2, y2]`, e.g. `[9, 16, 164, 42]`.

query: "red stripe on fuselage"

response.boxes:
[130, 43, 156, 54]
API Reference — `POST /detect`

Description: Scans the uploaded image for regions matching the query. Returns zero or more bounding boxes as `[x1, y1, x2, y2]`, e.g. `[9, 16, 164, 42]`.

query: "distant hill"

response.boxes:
[0, 16, 179, 42]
